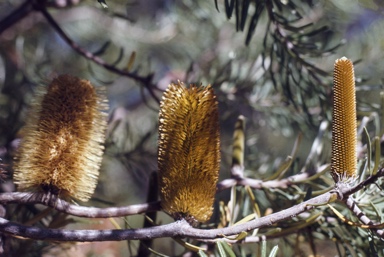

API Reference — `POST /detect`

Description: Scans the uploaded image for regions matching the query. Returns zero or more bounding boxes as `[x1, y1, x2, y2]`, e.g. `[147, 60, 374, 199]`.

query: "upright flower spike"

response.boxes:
[158, 82, 220, 224]
[13, 75, 108, 202]
[331, 57, 357, 182]
[231, 115, 245, 178]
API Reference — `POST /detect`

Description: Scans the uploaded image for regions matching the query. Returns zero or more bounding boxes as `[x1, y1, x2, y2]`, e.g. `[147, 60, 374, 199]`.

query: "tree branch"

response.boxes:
[0, 164, 326, 218]
[343, 196, 384, 237]
[217, 164, 329, 191]
[0, 0, 33, 35]
[0, 192, 160, 218]
[2, 166, 381, 220]
[0, 0, 162, 103]
[339, 168, 384, 196]
[1, 168, 384, 242]
[35, 2, 161, 103]
[0, 190, 336, 241]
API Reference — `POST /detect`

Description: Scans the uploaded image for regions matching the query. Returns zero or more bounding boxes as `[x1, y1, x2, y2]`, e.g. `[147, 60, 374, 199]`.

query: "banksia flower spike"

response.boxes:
[232, 115, 245, 168]
[331, 57, 357, 182]
[13, 75, 108, 202]
[158, 82, 220, 224]
[231, 115, 245, 178]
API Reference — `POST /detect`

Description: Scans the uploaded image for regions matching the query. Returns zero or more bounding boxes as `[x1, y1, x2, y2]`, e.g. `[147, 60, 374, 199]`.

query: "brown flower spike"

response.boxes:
[331, 57, 357, 181]
[158, 82, 220, 224]
[13, 75, 108, 202]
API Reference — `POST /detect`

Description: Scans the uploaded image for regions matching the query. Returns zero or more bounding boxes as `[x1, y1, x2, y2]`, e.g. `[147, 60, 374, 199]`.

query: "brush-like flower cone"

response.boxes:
[331, 57, 357, 181]
[13, 75, 108, 201]
[158, 82, 220, 224]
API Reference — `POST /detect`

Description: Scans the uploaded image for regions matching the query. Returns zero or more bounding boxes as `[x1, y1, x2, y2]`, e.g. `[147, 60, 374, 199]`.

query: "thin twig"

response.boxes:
[217, 164, 327, 191]
[339, 168, 384, 197]
[0, 0, 33, 35]
[0, 192, 160, 218]
[35, 3, 161, 103]
[343, 196, 384, 237]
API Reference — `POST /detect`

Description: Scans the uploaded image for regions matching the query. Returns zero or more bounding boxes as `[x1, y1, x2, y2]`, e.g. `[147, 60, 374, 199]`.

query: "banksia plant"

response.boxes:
[232, 115, 245, 168]
[158, 82, 220, 224]
[13, 75, 108, 202]
[231, 115, 245, 178]
[331, 57, 357, 182]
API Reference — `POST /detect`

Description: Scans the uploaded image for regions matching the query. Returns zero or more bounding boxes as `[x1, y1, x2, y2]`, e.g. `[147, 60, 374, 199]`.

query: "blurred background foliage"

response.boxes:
[1, 0, 384, 256]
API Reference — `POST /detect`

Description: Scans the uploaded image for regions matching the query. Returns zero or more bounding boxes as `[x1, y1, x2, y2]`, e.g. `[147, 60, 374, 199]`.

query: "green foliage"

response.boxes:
[216, 0, 339, 123]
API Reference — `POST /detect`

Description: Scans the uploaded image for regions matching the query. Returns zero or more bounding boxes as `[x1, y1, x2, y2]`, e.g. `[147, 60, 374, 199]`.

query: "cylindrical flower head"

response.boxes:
[232, 115, 245, 168]
[13, 75, 108, 201]
[331, 57, 357, 181]
[231, 115, 245, 178]
[158, 82, 220, 224]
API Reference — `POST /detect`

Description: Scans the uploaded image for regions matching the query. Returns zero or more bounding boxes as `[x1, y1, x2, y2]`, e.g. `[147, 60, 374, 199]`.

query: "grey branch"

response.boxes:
[0, 192, 160, 218]
[1, 170, 383, 241]
[217, 164, 329, 191]
[0, 191, 335, 241]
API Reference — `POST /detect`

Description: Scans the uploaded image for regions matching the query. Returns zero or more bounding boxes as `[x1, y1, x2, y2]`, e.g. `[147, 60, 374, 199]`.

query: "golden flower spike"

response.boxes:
[331, 57, 357, 182]
[158, 81, 220, 225]
[13, 75, 108, 202]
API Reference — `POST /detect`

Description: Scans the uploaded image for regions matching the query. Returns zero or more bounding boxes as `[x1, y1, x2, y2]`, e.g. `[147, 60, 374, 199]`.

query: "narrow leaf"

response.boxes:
[268, 246, 279, 257]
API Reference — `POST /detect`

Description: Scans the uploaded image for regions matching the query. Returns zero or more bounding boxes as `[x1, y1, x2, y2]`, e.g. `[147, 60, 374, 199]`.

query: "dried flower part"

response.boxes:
[331, 57, 357, 181]
[13, 75, 108, 201]
[158, 82, 220, 224]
